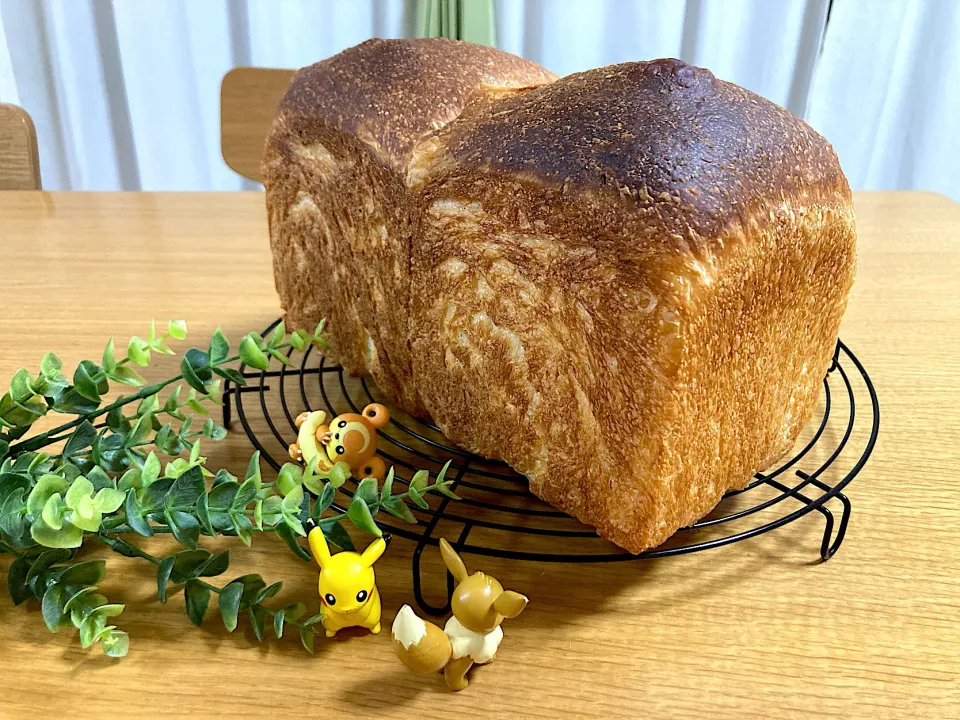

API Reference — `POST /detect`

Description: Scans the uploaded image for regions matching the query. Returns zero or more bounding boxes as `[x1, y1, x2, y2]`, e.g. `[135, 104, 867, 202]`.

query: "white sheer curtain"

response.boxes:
[1, 0, 957, 201]
[0, 0, 406, 191]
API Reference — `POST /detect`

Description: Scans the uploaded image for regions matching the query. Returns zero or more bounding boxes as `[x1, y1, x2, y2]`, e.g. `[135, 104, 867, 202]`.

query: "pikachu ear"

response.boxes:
[493, 590, 528, 619]
[439, 538, 469, 583]
[308, 525, 332, 568]
[360, 534, 390, 567]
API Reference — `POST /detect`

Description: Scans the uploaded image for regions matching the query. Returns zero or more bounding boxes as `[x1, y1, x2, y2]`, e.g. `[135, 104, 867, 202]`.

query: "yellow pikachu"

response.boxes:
[308, 523, 389, 637]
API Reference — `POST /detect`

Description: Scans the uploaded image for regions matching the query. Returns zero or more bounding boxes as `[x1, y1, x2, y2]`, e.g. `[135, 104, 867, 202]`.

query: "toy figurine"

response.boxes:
[288, 403, 390, 481]
[391, 538, 528, 691]
[307, 521, 390, 637]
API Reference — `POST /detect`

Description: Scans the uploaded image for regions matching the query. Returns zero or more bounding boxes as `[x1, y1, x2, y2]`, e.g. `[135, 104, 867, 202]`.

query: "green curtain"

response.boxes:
[412, 0, 496, 47]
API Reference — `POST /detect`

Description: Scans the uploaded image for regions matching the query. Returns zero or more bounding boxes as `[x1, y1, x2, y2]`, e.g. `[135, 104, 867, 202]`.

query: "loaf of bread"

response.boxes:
[265, 40, 856, 553]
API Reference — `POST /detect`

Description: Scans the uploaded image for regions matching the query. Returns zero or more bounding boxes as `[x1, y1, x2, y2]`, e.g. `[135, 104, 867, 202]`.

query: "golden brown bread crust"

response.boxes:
[263, 40, 557, 412]
[267, 46, 856, 553]
[408, 60, 855, 552]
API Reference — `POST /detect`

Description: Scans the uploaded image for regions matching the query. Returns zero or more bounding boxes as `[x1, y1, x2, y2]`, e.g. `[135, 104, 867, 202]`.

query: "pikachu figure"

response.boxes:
[307, 522, 390, 637]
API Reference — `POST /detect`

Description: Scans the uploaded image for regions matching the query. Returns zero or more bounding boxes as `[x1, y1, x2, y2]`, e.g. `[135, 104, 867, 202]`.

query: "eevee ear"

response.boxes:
[308, 525, 332, 568]
[493, 590, 528, 619]
[439, 538, 469, 582]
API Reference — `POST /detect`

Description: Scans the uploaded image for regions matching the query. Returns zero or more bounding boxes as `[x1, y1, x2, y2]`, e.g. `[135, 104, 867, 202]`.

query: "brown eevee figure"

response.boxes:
[392, 538, 528, 691]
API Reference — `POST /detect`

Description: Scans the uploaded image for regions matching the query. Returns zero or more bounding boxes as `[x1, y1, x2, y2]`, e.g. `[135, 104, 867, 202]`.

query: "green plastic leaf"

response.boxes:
[79, 613, 107, 648]
[219, 582, 243, 631]
[273, 608, 286, 639]
[27, 474, 67, 517]
[281, 484, 304, 515]
[63, 586, 100, 613]
[41, 584, 68, 632]
[208, 480, 238, 509]
[199, 550, 230, 577]
[40, 352, 63, 378]
[244, 452, 262, 489]
[277, 463, 303, 496]
[170, 549, 212, 584]
[180, 354, 208, 394]
[231, 512, 254, 546]
[256, 581, 283, 603]
[232, 478, 257, 511]
[141, 452, 161, 487]
[137, 393, 160, 418]
[30, 516, 84, 548]
[42, 493, 64, 530]
[128, 415, 153, 448]
[70, 498, 102, 532]
[215, 371, 246, 396]
[410, 469, 429, 492]
[300, 626, 315, 654]
[259, 495, 283, 526]
[328, 462, 349, 489]
[72, 363, 101, 403]
[26, 548, 73, 581]
[124, 490, 153, 537]
[127, 336, 151, 367]
[250, 605, 266, 642]
[166, 466, 205, 508]
[206, 328, 229, 364]
[168, 319, 188, 341]
[383, 498, 417, 523]
[163, 385, 182, 416]
[321, 518, 355, 551]
[268, 320, 286, 348]
[102, 338, 117, 374]
[276, 521, 312, 562]
[93, 487, 125, 513]
[148, 319, 158, 345]
[289, 332, 306, 353]
[62, 420, 97, 460]
[86, 466, 114, 492]
[347, 495, 381, 536]
[140, 477, 174, 511]
[313, 482, 336, 520]
[6, 557, 32, 605]
[156, 557, 175, 602]
[408, 486, 429, 510]
[10, 369, 34, 404]
[355, 477, 378, 508]
[101, 629, 129, 657]
[196, 492, 216, 536]
[108, 365, 146, 387]
[58, 560, 107, 586]
[238, 335, 270, 371]
[165, 509, 200, 549]
[65, 476, 95, 509]
[184, 580, 211, 627]
[380, 466, 394, 502]
[0, 488, 28, 541]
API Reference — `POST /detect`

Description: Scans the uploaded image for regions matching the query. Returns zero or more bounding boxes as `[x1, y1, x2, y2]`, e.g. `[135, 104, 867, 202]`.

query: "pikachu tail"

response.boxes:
[392, 604, 452, 674]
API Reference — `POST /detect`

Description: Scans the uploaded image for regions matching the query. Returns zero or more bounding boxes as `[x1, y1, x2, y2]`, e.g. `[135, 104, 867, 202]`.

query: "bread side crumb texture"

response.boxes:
[264, 42, 856, 553]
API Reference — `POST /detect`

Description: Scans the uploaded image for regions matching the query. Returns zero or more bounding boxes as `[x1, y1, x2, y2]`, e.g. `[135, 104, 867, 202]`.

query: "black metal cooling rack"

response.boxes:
[222, 320, 879, 616]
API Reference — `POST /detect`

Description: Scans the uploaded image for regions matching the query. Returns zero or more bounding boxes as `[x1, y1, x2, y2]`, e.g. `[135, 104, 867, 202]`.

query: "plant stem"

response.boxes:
[0, 539, 23, 557]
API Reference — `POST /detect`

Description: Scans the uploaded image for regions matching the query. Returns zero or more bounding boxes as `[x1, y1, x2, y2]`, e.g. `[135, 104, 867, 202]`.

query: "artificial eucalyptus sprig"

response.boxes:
[0, 320, 458, 657]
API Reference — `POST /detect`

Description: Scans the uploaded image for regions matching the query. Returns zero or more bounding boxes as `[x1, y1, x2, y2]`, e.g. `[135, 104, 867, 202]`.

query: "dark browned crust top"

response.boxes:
[277, 38, 557, 172]
[430, 58, 851, 236]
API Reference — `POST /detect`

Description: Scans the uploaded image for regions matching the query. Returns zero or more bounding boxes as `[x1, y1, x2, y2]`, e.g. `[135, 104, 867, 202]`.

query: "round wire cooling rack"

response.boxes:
[222, 320, 879, 616]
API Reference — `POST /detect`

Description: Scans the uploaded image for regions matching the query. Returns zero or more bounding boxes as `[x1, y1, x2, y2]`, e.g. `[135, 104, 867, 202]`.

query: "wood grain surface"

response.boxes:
[0, 191, 957, 719]
[0, 104, 41, 191]
[220, 68, 295, 182]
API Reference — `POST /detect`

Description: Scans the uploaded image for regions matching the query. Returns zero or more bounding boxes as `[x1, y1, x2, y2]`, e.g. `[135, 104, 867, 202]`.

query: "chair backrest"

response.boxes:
[221, 67, 296, 183]
[0, 104, 41, 190]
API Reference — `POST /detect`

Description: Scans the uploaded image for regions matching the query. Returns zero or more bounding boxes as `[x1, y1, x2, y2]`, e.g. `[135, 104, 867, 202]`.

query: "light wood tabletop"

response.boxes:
[0, 191, 957, 719]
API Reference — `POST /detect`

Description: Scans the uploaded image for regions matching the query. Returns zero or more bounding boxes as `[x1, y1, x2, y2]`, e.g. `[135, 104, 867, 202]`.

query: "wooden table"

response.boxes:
[0, 191, 957, 719]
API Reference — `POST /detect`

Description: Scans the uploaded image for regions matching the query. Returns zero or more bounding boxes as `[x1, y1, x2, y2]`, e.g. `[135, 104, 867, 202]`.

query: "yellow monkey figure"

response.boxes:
[307, 521, 390, 637]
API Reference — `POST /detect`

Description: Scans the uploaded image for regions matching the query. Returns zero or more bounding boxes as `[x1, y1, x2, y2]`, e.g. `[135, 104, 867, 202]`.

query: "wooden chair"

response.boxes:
[0, 104, 41, 190]
[220, 67, 296, 183]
